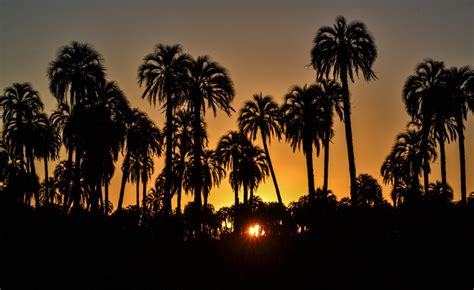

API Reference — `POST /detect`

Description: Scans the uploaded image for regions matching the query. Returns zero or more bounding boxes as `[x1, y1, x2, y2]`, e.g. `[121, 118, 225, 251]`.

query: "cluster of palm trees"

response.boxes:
[1, 16, 472, 233]
[382, 60, 474, 207]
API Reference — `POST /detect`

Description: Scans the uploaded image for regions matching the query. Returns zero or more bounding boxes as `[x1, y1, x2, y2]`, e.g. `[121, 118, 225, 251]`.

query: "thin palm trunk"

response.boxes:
[192, 101, 203, 235]
[28, 149, 40, 207]
[304, 139, 316, 198]
[104, 179, 109, 216]
[249, 187, 254, 213]
[142, 176, 147, 216]
[323, 133, 330, 195]
[63, 149, 73, 209]
[232, 153, 240, 233]
[340, 65, 357, 206]
[117, 150, 131, 211]
[421, 116, 431, 196]
[203, 190, 208, 210]
[44, 157, 49, 205]
[176, 147, 186, 215]
[243, 182, 249, 209]
[72, 145, 82, 211]
[163, 95, 173, 216]
[261, 132, 282, 205]
[456, 115, 467, 205]
[135, 168, 140, 208]
[438, 129, 447, 194]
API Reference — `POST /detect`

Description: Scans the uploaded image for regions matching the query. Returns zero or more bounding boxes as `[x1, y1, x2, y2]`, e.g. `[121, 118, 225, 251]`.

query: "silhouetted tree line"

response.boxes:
[1, 16, 473, 240]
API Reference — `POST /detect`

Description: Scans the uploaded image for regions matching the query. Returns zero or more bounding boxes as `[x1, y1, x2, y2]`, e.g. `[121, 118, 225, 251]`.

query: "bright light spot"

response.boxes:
[248, 224, 264, 238]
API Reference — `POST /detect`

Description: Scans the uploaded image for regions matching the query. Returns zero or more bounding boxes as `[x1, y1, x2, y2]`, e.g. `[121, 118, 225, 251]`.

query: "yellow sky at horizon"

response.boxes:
[1, 0, 473, 210]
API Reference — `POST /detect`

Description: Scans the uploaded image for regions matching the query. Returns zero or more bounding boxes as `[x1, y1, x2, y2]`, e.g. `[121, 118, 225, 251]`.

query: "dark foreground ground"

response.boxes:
[1, 205, 473, 290]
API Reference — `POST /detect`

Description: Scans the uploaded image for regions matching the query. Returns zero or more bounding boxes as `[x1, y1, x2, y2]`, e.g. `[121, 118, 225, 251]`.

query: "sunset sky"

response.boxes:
[1, 0, 473, 209]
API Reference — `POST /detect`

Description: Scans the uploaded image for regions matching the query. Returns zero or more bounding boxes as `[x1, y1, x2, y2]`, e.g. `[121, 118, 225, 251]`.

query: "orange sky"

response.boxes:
[1, 0, 473, 209]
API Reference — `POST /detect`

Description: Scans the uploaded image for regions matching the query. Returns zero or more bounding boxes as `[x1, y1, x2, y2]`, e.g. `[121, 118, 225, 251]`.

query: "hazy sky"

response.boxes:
[1, 0, 473, 209]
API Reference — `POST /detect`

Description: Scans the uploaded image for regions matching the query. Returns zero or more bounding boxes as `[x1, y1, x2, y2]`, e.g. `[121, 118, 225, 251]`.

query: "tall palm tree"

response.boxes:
[48, 41, 106, 211]
[403, 59, 450, 194]
[445, 66, 474, 205]
[1, 83, 44, 206]
[315, 79, 343, 195]
[138, 44, 191, 216]
[311, 16, 377, 205]
[238, 93, 283, 205]
[184, 55, 234, 212]
[281, 84, 324, 198]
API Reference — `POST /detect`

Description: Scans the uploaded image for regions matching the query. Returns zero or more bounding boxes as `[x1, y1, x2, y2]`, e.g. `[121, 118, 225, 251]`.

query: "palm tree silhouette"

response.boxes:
[48, 41, 106, 211]
[311, 16, 377, 206]
[445, 66, 474, 205]
[355, 174, 383, 207]
[315, 80, 343, 195]
[138, 44, 191, 216]
[426, 181, 454, 206]
[183, 55, 234, 213]
[217, 131, 250, 229]
[403, 59, 450, 194]
[1, 83, 44, 206]
[381, 124, 437, 205]
[238, 93, 283, 205]
[281, 84, 324, 199]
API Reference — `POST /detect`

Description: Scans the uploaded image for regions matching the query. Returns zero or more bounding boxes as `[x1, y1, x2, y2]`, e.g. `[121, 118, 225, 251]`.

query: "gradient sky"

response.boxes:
[1, 0, 473, 210]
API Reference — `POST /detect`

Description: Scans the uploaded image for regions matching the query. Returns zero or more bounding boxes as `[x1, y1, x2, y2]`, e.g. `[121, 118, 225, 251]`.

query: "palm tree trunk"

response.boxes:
[232, 156, 240, 233]
[29, 150, 40, 207]
[421, 116, 431, 196]
[142, 176, 147, 216]
[304, 139, 316, 198]
[72, 145, 82, 211]
[192, 101, 203, 235]
[261, 133, 282, 205]
[340, 66, 357, 206]
[203, 189, 208, 210]
[136, 168, 140, 208]
[117, 150, 131, 211]
[438, 129, 447, 194]
[243, 182, 249, 210]
[163, 94, 173, 216]
[323, 133, 330, 195]
[44, 157, 49, 205]
[104, 179, 109, 216]
[249, 187, 254, 214]
[456, 115, 467, 205]
[63, 149, 74, 209]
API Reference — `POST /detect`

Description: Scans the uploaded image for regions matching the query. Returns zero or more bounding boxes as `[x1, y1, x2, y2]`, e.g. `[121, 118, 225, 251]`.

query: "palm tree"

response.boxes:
[118, 110, 161, 212]
[48, 41, 106, 210]
[311, 16, 377, 206]
[445, 66, 474, 205]
[238, 93, 283, 205]
[138, 44, 191, 216]
[184, 55, 234, 212]
[403, 59, 450, 194]
[34, 115, 61, 205]
[426, 181, 453, 206]
[355, 174, 383, 207]
[281, 84, 324, 198]
[1, 83, 44, 206]
[381, 124, 437, 205]
[315, 80, 343, 195]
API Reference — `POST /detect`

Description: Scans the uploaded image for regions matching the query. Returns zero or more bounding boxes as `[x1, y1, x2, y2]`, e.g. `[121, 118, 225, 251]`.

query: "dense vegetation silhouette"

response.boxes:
[1, 16, 473, 289]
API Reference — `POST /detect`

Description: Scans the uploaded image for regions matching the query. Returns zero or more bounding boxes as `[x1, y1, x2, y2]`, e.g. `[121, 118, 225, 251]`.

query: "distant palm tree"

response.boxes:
[48, 41, 106, 210]
[311, 16, 377, 206]
[34, 115, 61, 205]
[184, 149, 225, 209]
[281, 84, 324, 198]
[381, 124, 437, 205]
[238, 93, 283, 205]
[403, 59, 451, 194]
[238, 144, 269, 212]
[315, 80, 343, 195]
[355, 174, 383, 207]
[426, 181, 453, 206]
[184, 55, 234, 212]
[1, 83, 44, 206]
[445, 66, 474, 205]
[138, 44, 191, 216]
[217, 131, 250, 229]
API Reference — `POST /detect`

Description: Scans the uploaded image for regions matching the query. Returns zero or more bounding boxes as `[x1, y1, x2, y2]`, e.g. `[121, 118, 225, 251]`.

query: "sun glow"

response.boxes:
[248, 224, 265, 238]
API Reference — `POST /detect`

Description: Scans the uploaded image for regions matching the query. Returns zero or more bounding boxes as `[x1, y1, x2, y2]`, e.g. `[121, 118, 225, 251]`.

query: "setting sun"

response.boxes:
[248, 224, 265, 238]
